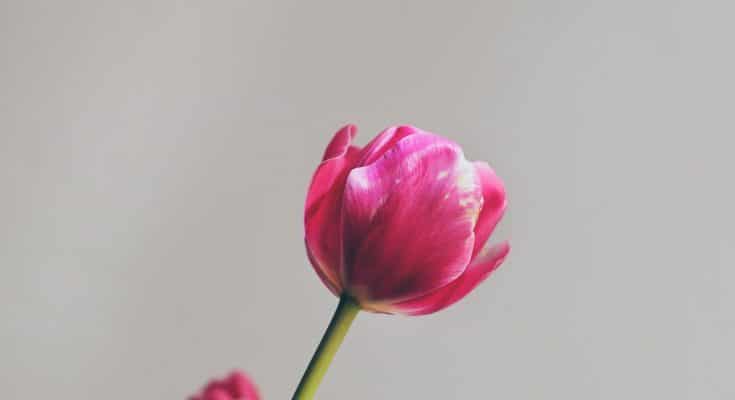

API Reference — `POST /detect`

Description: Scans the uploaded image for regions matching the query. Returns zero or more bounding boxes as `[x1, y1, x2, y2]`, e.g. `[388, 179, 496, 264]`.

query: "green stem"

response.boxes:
[292, 295, 360, 400]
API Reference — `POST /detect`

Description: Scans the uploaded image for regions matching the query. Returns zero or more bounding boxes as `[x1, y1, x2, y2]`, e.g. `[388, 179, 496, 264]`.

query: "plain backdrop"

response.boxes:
[1, 1, 733, 399]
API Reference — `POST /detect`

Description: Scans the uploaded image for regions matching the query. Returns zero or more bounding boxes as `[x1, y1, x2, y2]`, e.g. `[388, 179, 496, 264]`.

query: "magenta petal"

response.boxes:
[304, 125, 361, 294]
[226, 371, 259, 400]
[341, 133, 483, 304]
[355, 125, 421, 167]
[203, 381, 230, 400]
[305, 238, 341, 295]
[306, 125, 360, 205]
[322, 124, 356, 161]
[471, 161, 507, 258]
[203, 380, 223, 395]
[392, 241, 510, 316]
[206, 388, 233, 400]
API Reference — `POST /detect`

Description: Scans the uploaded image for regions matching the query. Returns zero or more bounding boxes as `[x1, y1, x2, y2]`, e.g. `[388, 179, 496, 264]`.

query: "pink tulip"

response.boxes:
[304, 124, 509, 315]
[189, 370, 260, 400]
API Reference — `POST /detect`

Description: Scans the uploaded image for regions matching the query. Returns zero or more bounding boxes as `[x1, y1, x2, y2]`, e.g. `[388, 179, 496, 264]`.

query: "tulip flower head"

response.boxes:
[305, 125, 509, 315]
[189, 370, 260, 400]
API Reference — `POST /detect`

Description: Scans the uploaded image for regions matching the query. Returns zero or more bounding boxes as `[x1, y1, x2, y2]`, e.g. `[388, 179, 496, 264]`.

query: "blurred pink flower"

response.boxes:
[189, 370, 259, 400]
[305, 124, 509, 315]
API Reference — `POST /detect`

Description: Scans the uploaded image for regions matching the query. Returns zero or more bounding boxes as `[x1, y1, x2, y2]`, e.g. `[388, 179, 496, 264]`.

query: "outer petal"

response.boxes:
[306, 125, 358, 203]
[341, 133, 483, 304]
[203, 381, 224, 397]
[304, 125, 361, 294]
[322, 124, 356, 161]
[471, 161, 507, 258]
[227, 371, 260, 400]
[206, 389, 232, 400]
[355, 125, 421, 167]
[305, 239, 341, 295]
[392, 241, 510, 316]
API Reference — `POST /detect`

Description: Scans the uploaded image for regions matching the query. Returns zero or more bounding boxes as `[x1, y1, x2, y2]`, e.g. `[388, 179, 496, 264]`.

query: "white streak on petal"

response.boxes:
[352, 169, 371, 190]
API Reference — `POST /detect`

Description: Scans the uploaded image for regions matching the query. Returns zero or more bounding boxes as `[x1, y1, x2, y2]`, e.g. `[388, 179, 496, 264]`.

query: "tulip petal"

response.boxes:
[341, 133, 483, 304]
[206, 388, 233, 400]
[207, 389, 233, 400]
[471, 162, 507, 258]
[356, 125, 421, 167]
[305, 125, 361, 294]
[305, 239, 341, 295]
[322, 124, 357, 161]
[392, 241, 510, 316]
[306, 125, 359, 203]
[227, 371, 259, 400]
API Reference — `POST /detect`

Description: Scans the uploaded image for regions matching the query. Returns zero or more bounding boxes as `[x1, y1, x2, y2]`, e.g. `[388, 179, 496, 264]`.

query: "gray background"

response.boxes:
[1, 1, 733, 399]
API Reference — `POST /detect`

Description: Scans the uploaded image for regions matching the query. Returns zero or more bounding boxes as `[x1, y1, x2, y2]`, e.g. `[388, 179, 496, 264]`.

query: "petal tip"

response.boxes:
[322, 124, 358, 161]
